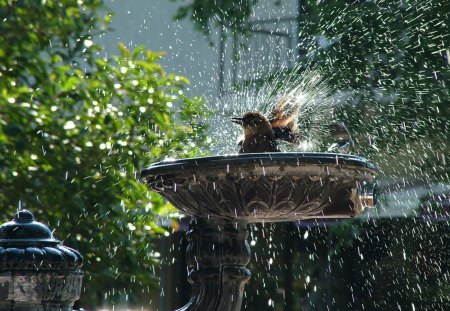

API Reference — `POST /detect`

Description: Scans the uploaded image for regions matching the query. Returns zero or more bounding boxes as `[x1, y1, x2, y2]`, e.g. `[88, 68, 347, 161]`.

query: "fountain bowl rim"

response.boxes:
[141, 152, 377, 178]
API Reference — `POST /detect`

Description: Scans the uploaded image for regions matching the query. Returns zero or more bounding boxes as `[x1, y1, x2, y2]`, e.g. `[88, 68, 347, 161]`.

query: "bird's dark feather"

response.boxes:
[272, 126, 299, 143]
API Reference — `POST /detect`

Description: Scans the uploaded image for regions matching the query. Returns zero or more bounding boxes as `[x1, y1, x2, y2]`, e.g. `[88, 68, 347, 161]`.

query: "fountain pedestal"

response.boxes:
[142, 153, 376, 311]
[179, 218, 250, 311]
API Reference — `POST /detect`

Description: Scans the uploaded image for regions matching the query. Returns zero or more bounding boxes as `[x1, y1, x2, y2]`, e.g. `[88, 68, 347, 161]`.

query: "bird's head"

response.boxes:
[231, 112, 272, 135]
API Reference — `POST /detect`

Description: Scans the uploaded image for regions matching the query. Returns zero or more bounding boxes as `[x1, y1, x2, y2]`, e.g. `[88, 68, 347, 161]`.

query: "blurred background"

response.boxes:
[1, 0, 449, 310]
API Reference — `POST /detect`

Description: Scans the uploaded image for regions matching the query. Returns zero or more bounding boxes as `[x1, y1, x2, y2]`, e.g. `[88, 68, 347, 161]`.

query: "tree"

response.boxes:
[296, 0, 450, 181]
[171, 0, 256, 36]
[0, 0, 209, 306]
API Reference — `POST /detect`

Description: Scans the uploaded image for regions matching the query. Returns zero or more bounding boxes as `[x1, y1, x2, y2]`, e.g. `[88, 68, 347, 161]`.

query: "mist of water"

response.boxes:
[206, 66, 346, 154]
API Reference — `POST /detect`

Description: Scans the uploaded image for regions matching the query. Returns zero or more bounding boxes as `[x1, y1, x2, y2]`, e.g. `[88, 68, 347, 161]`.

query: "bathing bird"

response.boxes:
[231, 96, 300, 153]
[327, 122, 353, 153]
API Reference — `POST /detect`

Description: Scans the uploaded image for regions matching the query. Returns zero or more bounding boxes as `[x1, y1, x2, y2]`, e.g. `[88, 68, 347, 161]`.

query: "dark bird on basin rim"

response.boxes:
[327, 121, 353, 153]
[231, 97, 299, 153]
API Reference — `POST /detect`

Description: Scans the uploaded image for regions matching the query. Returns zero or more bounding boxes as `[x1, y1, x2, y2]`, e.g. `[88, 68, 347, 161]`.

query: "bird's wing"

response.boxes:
[270, 96, 297, 125]
[270, 95, 288, 126]
[270, 95, 300, 143]
[272, 126, 299, 144]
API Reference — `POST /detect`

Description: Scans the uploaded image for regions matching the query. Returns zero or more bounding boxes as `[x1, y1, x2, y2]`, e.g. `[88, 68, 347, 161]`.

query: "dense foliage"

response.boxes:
[0, 0, 209, 306]
[241, 219, 450, 311]
[171, 0, 257, 35]
[297, 0, 450, 181]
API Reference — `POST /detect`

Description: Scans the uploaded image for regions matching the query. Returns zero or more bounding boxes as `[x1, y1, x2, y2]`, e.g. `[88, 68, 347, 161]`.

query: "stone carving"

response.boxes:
[142, 153, 376, 222]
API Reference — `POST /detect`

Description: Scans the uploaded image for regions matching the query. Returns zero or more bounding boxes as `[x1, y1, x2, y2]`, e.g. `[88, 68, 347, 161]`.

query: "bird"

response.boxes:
[327, 122, 353, 153]
[231, 112, 279, 153]
[231, 97, 300, 153]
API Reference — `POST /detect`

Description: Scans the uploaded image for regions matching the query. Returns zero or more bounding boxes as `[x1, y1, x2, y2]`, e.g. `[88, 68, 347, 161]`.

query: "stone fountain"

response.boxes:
[141, 152, 376, 311]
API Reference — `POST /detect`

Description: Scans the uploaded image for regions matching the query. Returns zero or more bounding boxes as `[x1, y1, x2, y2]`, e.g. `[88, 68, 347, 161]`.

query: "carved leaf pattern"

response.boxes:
[154, 168, 371, 222]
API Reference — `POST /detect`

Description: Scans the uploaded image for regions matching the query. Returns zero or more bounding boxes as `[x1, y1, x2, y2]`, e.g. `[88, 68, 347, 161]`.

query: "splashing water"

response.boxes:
[206, 67, 344, 154]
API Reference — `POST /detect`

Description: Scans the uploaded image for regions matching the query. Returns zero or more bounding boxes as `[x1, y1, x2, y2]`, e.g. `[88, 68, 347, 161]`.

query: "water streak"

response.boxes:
[206, 66, 344, 154]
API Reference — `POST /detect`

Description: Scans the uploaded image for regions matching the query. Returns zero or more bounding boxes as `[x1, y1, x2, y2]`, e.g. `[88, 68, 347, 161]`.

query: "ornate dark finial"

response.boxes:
[0, 209, 55, 242]
[14, 209, 34, 222]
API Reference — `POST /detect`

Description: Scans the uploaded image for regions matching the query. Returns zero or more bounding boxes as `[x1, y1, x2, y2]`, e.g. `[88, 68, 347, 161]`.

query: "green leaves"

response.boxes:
[0, 0, 209, 306]
[172, 0, 257, 37]
[297, 0, 450, 179]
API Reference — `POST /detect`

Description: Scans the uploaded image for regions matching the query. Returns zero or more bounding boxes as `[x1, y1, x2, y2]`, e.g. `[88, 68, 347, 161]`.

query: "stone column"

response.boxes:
[0, 210, 83, 311]
[177, 218, 251, 311]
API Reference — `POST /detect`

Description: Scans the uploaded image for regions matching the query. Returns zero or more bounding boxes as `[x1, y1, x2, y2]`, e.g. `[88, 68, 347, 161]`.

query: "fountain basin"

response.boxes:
[141, 153, 377, 223]
[142, 152, 377, 311]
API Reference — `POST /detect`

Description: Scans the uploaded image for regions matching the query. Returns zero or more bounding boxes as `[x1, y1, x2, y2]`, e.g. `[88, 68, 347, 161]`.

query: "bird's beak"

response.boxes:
[230, 117, 243, 125]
